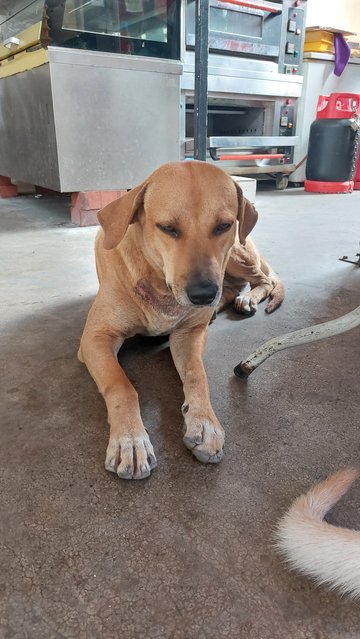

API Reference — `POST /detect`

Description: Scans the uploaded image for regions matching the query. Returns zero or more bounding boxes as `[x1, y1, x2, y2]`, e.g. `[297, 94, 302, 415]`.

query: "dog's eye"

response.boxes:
[213, 222, 233, 236]
[157, 224, 180, 238]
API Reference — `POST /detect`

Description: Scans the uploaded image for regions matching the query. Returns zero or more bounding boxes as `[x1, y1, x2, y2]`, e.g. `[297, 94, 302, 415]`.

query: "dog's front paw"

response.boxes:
[183, 415, 225, 464]
[234, 293, 257, 315]
[105, 432, 157, 480]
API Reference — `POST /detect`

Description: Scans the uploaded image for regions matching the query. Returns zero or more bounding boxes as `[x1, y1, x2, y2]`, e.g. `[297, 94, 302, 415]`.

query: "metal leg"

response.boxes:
[234, 305, 360, 378]
[193, 0, 209, 161]
[339, 253, 360, 266]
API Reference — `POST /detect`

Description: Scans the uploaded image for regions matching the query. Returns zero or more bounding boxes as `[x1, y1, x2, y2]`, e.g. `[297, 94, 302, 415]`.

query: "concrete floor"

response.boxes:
[1, 187, 360, 639]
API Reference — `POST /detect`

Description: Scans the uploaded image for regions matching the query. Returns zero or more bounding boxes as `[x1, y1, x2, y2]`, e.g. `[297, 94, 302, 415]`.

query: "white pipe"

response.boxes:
[234, 304, 360, 377]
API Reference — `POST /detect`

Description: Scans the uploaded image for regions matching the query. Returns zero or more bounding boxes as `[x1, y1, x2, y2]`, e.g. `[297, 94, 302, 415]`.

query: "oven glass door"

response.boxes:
[186, 0, 282, 58]
[47, 0, 180, 59]
[209, 3, 264, 40]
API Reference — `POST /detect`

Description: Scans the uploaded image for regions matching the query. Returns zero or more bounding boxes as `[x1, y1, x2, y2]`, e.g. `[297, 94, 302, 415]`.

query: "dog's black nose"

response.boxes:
[186, 281, 219, 306]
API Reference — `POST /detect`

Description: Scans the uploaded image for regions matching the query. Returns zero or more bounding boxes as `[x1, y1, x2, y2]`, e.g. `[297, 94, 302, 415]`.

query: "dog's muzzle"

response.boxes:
[185, 281, 219, 306]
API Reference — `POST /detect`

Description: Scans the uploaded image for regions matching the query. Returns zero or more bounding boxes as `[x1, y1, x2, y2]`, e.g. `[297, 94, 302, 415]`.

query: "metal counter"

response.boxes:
[0, 47, 182, 191]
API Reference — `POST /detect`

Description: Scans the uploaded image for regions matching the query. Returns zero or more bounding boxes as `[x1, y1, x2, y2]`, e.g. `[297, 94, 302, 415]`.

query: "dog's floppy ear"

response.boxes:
[98, 182, 147, 250]
[234, 181, 258, 245]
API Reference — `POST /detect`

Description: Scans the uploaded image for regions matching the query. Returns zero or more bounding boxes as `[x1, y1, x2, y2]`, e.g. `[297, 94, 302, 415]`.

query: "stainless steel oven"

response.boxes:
[187, 0, 282, 57]
[184, 96, 299, 181]
[181, 0, 307, 186]
[186, 0, 305, 74]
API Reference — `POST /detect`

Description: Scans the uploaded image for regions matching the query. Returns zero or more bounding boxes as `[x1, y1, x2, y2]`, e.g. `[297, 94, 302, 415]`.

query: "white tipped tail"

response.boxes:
[265, 278, 285, 314]
[275, 468, 360, 598]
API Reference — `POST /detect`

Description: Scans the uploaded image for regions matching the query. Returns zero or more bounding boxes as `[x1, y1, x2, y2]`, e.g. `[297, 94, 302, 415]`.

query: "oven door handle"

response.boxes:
[217, 0, 281, 13]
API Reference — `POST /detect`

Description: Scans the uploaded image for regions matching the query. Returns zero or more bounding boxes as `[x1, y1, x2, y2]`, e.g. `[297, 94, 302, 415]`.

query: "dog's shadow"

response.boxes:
[2, 295, 201, 479]
[117, 332, 185, 453]
[3, 292, 257, 488]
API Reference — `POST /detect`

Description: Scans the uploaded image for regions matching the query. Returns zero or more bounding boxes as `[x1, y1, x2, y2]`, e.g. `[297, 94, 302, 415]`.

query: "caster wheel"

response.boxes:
[276, 175, 289, 190]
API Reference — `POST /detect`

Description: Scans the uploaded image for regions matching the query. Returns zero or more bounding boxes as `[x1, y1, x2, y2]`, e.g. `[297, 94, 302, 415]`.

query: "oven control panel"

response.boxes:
[279, 105, 295, 136]
[283, 5, 305, 74]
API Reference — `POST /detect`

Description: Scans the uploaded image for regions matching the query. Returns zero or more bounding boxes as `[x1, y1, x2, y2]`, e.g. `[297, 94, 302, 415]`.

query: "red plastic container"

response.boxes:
[355, 162, 360, 190]
[305, 179, 353, 193]
[316, 93, 360, 119]
[304, 93, 360, 193]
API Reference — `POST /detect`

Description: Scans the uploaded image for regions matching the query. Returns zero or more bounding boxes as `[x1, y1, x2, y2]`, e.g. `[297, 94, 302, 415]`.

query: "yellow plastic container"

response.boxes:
[305, 29, 334, 53]
[304, 41, 334, 52]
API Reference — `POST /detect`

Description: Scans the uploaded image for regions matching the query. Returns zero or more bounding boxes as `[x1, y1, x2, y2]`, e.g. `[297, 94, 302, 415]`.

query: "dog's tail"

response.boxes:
[259, 256, 284, 314]
[265, 278, 285, 314]
[275, 467, 360, 597]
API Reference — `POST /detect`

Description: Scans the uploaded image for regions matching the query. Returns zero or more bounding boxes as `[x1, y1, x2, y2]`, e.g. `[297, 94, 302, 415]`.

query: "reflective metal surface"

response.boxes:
[51, 49, 181, 190]
[226, 164, 295, 174]
[185, 50, 280, 74]
[182, 69, 303, 98]
[0, 63, 61, 190]
[48, 45, 182, 74]
[185, 135, 299, 152]
[182, 49, 303, 99]
[187, 34, 279, 57]
[0, 48, 182, 190]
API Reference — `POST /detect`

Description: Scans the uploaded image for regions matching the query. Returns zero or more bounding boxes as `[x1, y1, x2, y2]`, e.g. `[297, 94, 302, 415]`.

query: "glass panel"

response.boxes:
[62, 0, 169, 44]
[186, 0, 264, 44]
[209, 7, 263, 40]
[47, 0, 179, 59]
[0, 0, 44, 44]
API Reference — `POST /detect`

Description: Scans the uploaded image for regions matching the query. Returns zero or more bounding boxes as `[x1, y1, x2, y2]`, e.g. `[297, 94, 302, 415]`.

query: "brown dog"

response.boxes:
[78, 161, 284, 479]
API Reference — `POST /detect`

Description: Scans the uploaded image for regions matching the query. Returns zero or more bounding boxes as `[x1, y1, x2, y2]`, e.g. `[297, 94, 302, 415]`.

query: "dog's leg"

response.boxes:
[226, 239, 284, 315]
[169, 323, 224, 464]
[79, 321, 157, 480]
[235, 255, 277, 315]
[236, 254, 284, 315]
